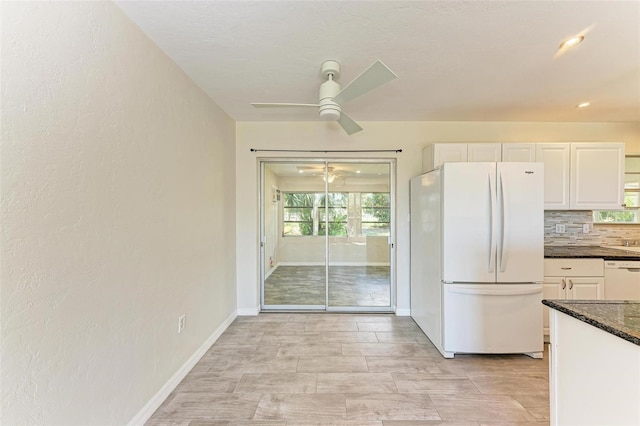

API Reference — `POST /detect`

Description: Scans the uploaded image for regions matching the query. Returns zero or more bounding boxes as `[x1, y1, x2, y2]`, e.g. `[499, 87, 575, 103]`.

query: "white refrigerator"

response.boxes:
[410, 162, 544, 359]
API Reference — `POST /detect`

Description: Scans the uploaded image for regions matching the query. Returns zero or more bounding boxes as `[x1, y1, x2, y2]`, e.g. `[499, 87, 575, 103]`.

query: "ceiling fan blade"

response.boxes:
[334, 60, 397, 105]
[251, 103, 319, 108]
[337, 112, 363, 135]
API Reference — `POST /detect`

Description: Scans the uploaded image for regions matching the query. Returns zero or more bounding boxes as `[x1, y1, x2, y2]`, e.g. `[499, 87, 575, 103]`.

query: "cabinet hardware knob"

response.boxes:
[561, 267, 572, 270]
[561, 279, 566, 290]
[569, 279, 573, 290]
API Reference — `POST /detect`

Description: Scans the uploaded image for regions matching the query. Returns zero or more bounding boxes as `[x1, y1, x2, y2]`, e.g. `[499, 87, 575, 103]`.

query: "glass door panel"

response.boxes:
[327, 162, 392, 310]
[261, 162, 327, 309]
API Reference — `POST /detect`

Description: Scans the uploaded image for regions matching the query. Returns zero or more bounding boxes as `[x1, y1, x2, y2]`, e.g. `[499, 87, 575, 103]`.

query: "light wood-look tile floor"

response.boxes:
[147, 314, 549, 426]
[264, 266, 391, 307]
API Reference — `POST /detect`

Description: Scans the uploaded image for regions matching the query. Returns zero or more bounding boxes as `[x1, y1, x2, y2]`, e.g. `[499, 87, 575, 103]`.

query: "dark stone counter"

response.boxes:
[542, 300, 640, 346]
[544, 245, 640, 260]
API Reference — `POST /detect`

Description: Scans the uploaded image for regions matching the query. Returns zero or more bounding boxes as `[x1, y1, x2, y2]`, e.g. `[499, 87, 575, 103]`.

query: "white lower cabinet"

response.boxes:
[549, 309, 640, 425]
[543, 259, 604, 336]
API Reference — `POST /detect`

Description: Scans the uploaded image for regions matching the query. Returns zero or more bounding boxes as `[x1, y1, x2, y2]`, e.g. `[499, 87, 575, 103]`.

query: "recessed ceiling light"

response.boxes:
[356, 170, 361, 174]
[555, 25, 594, 58]
[298, 170, 304, 173]
[577, 102, 591, 108]
[559, 35, 584, 50]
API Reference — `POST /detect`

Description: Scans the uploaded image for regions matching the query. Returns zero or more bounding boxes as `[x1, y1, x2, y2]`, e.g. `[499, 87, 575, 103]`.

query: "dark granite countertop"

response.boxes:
[544, 245, 640, 260]
[542, 300, 640, 346]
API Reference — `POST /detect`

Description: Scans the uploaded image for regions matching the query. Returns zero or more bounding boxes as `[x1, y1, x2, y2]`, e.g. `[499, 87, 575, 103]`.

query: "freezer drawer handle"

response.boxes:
[447, 286, 542, 296]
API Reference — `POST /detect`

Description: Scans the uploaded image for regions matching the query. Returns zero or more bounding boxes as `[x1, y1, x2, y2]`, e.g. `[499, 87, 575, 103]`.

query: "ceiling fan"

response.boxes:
[296, 165, 356, 184]
[251, 60, 397, 135]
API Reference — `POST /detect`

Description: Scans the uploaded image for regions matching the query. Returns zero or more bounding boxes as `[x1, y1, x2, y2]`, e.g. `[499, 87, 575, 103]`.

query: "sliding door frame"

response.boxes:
[259, 157, 396, 313]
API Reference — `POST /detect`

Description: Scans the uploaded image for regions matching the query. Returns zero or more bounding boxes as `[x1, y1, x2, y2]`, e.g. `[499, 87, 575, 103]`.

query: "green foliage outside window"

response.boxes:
[361, 193, 391, 235]
[283, 192, 390, 236]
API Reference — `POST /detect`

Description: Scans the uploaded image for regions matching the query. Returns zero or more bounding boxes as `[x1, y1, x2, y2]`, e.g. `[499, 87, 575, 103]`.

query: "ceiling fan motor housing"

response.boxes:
[318, 77, 341, 121]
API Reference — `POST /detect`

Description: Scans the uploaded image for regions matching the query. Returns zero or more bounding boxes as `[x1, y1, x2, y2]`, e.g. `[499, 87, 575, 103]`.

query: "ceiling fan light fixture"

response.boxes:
[319, 106, 341, 121]
[323, 173, 336, 183]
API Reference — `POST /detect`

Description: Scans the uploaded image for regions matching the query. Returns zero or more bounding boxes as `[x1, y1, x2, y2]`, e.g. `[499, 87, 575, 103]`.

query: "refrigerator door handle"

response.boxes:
[498, 171, 509, 272]
[488, 172, 497, 273]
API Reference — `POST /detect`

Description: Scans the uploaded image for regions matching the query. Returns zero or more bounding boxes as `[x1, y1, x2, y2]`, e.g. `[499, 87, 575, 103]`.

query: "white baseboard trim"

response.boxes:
[278, 262, 390, 267]
[237, 306, 260, 316]
[264, 266, 275, 279]
[264, 262, 283, 279]
[128, 310, 237, 426]
[395, 308, 411, 316]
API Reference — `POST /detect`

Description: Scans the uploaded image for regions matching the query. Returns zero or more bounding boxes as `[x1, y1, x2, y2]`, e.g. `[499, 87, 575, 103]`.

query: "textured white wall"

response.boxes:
[1, 2, 236, 424]
[236, 121, 640, 315]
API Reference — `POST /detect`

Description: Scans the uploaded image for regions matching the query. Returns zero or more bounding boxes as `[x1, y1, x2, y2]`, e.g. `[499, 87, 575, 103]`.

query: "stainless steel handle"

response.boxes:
[569, 279, 573, 290]
[561, 279, 566, 290]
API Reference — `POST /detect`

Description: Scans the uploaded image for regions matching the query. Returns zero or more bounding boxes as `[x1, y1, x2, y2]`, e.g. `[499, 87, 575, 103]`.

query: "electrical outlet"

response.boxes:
[583, 223, 591, 234]
[555, 224, 566, 234]
[178, 314, 186, 333]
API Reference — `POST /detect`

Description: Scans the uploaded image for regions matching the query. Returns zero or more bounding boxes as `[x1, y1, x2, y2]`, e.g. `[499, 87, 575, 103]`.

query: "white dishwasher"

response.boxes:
[604, 260, 640, 300]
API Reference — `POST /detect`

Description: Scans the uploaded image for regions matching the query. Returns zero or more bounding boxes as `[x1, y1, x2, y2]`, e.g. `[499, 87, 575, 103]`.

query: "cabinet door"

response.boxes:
[567, 277, 604, 300]
[423, 144, 468, 172]
[542, 277, 566, 335]
[434, 144, 468, 167]
[502, 143, 536, 162]
[468, 143, 501, 162]
[570, 143, 625, 210]
[536, 143, 571, 210]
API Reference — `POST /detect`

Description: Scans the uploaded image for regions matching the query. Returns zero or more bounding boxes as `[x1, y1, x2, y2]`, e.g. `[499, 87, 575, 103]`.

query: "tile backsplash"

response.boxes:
[545, 210, 640, 246]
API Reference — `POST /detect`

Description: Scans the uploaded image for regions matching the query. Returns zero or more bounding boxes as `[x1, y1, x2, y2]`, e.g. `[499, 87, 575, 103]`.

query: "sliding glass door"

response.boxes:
[261, 161, 326, 309]
[327, 162, 392, 310]
[260, 159, 394, 312]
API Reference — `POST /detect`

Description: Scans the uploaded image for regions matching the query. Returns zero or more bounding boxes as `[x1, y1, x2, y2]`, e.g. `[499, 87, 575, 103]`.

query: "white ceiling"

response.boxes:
[116, 1, 640, 124]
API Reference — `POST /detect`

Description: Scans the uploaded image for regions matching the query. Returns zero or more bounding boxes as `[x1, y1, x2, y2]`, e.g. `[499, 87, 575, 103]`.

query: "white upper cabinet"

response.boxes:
[423, 143, 502, 171]
[422, 143, 467, 171]
[536, 143, 571, 210]
[467, 143, 502, 162]
[502, 143, 536, 162]
[570, 142, 625, 210]
[536, 142, 625, 210]
[424, 143, 625, 210]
